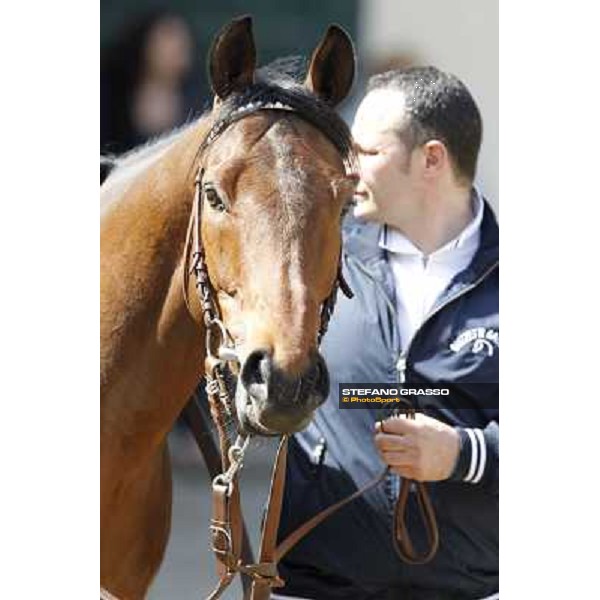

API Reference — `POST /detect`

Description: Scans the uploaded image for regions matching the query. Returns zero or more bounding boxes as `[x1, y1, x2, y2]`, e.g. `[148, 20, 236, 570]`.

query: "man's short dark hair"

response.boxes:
[367, 66, 482, 182]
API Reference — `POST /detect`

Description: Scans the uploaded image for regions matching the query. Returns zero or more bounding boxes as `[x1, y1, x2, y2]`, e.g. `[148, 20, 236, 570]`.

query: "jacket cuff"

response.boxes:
[449, 427, 488, 484]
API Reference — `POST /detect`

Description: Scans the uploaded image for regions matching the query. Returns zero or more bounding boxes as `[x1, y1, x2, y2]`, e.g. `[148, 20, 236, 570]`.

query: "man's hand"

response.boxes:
[374, 413, 460, 481]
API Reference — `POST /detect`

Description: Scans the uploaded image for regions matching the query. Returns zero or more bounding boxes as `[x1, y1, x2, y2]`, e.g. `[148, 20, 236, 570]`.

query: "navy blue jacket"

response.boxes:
[276, 201, 499, 599]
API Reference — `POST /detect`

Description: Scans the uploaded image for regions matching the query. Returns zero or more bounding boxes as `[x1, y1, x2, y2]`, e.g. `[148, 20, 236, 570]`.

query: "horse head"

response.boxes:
[188, 17, 357, 435]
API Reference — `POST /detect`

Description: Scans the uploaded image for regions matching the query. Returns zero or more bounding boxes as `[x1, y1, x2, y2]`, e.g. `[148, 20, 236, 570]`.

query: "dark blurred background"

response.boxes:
[100, 2, 498, 597]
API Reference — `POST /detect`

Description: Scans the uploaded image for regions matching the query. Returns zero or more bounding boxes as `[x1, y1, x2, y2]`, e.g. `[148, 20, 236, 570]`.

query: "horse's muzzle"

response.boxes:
[235, 349, 329, 435]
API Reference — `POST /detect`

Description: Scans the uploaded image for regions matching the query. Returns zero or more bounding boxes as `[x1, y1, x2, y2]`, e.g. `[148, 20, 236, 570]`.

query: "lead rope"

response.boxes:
[257, 412, 439, 583]
[387, 407, 440, 565]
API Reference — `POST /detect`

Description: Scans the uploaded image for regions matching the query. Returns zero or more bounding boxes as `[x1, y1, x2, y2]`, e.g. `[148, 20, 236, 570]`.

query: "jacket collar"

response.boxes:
[342, 195, 498, 290]
[451, 197, 499, 282]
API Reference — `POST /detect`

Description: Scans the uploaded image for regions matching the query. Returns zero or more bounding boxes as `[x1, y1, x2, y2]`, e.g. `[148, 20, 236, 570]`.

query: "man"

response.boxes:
[274, 67, 499, 599]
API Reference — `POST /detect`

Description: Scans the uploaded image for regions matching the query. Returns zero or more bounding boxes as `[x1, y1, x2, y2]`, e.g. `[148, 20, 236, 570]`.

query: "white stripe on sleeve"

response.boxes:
[464, 428, 479, 482]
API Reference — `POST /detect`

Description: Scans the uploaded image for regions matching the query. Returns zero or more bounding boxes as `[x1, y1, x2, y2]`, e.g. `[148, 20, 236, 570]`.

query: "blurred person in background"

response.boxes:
[101, 8, 195, 154]
[274, 67, 499, 600]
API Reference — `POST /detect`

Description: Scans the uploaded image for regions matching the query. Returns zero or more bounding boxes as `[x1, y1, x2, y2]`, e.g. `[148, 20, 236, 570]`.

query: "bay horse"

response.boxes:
[101, 16, 357, 600]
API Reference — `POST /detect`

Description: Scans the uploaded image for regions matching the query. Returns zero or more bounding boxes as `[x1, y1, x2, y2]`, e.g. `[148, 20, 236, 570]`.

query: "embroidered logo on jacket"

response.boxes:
[450, 327, 499, 357]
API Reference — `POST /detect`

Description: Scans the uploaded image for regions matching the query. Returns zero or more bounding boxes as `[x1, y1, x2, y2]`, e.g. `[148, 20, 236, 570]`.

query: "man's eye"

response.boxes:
[204, 186, 226, 212]
[354, 143, 378, 156]
[361, 148, 379, 156]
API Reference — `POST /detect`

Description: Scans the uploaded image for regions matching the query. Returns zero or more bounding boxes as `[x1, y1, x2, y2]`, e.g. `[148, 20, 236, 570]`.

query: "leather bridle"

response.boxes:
[181, 99, 359, 599]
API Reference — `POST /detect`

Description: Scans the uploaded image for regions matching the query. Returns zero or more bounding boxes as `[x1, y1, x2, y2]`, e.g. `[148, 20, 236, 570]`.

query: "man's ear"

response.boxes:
[422, 140, 447, 177]
[305, 25, 355, 107]
[208, 15, 256, 101]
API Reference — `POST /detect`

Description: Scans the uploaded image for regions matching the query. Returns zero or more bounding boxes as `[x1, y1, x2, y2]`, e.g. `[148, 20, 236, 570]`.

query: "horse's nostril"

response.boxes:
[241, 349, 273, 403]
[242, 349, 271, 384]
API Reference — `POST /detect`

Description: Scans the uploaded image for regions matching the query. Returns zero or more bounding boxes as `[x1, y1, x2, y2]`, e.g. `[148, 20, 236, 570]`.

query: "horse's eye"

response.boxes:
[204, 185, 226, 212]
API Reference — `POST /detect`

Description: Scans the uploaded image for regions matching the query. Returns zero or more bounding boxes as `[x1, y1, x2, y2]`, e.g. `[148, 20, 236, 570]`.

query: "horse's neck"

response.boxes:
[101, 118, 210, 464]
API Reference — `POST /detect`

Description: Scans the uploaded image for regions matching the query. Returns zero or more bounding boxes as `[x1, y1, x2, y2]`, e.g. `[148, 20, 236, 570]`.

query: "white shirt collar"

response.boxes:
[379, 188, 484, 258]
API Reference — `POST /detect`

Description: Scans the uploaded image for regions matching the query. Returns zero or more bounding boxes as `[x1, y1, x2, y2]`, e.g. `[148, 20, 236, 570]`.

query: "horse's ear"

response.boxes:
[208, 15, 256, 100]
[305, 25, 355, 107]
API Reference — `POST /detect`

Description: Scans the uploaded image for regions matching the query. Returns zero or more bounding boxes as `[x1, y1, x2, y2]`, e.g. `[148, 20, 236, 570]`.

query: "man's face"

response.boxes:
[351, 89, 422, 225]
